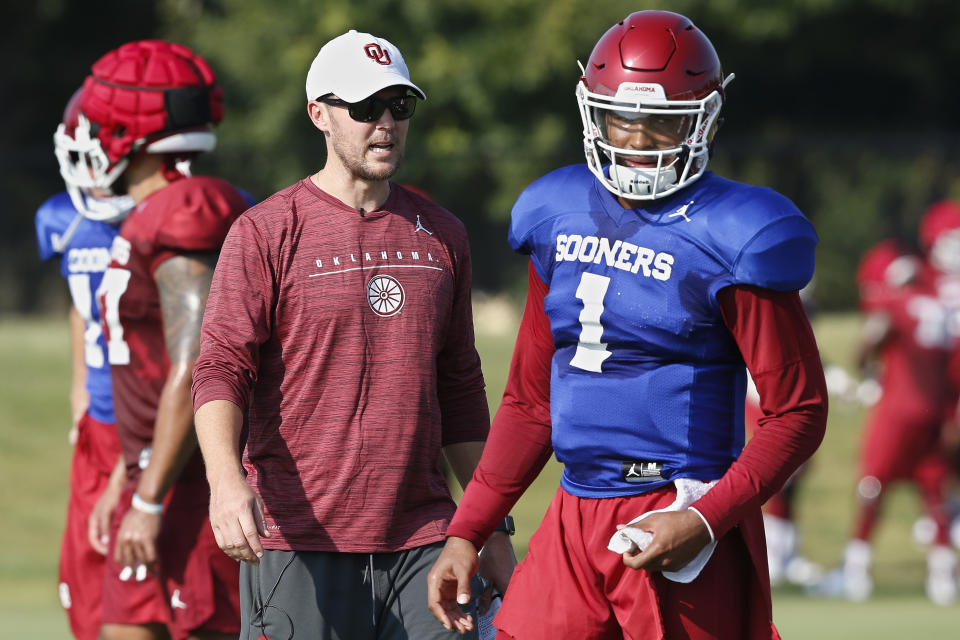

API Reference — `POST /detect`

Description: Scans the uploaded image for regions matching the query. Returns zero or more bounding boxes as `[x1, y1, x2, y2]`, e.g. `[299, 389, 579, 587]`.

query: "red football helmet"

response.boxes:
[53, 88, 134, 223]
[72, 40, 224, 194]
[919, 200, 960, 274]
[577, 11, 733, 200]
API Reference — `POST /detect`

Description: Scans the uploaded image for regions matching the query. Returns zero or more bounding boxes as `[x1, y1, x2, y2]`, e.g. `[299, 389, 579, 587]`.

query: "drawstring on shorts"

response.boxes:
[253, 553, 297, 640]
[368, 553, 377, 628]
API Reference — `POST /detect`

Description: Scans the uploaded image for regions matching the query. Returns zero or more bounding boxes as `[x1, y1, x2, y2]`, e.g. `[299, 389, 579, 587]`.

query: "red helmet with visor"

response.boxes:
[577, 11, 732, 200]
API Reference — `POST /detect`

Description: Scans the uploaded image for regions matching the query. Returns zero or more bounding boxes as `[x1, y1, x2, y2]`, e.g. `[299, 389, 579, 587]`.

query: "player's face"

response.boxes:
[604, 112, 690, 168]
[325, 87, 410, 182]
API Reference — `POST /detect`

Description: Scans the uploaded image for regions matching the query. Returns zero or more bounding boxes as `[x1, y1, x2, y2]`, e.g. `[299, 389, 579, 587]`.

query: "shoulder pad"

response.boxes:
[725, 188, 818, 291]
[685, 177, 818, 292]
[148, 177, 251, 252]
[734, 216, 818, 290]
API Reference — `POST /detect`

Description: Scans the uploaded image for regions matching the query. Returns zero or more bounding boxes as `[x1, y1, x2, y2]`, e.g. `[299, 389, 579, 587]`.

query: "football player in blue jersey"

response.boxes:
[428, 11, 828, 640]
[36, 88, 132, 640]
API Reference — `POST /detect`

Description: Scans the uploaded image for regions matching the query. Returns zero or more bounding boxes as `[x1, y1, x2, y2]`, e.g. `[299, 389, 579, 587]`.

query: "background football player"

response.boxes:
[919, 200, 960, 409]
[919, 201, 960, 556]
[835, 240, 956, 605]
[35, 86, 132, 640]
[69, 40, 251, 640]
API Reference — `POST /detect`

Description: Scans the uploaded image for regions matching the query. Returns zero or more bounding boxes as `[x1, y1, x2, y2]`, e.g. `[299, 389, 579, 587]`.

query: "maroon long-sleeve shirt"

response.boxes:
[192, 179, 489, 552]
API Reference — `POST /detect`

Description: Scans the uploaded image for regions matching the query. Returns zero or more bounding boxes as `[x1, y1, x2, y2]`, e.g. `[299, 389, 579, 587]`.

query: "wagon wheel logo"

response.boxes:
[367, 274, 405, 317]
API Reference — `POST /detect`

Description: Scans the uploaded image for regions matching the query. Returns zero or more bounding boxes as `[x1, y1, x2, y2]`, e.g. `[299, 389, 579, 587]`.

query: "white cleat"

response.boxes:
[950, 516, 960, 551]
[785, 556, 824, 587]
[913, 516, 938, 547]
[926, 545, 958, 606]
[842, 540, 873, 602]
[843, 569, 874, 602]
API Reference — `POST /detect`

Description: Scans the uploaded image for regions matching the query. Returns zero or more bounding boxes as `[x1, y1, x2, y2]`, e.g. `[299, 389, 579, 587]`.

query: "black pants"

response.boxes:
[240, 543, 481, 640]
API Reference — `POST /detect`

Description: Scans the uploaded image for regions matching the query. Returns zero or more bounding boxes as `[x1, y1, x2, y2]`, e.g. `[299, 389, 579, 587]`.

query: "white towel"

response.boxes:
[607, 478, 719, 583]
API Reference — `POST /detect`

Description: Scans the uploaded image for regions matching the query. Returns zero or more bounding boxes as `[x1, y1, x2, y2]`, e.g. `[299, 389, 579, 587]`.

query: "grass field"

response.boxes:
[2, 308, 958, 638]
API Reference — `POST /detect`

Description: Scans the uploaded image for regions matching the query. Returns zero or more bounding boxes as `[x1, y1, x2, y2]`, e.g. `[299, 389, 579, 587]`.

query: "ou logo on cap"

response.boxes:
[364, 43, 391, 65]
[367, 274, 405, 317]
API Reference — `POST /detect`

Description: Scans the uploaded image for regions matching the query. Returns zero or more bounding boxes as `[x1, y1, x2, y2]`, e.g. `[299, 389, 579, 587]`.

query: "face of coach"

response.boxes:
[308, 85, 412, 183]
[304, 29, 426, 188]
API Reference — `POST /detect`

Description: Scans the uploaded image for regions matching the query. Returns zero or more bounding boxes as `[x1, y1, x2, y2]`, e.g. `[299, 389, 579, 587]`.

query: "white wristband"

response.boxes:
[131, 492, 164, 515]
[688, 506, 716, 543]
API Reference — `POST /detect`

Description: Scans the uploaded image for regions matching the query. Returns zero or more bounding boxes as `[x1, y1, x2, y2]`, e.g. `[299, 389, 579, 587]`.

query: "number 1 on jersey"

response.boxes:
[570, 271, 612, 372]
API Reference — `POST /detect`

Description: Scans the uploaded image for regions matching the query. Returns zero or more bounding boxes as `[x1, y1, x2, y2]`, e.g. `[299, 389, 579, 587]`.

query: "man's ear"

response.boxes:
[307, 100, 330, 133]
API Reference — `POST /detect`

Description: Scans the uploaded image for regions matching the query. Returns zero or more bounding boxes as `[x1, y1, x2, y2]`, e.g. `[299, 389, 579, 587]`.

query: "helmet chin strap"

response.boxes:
[608, 163, 678, 198]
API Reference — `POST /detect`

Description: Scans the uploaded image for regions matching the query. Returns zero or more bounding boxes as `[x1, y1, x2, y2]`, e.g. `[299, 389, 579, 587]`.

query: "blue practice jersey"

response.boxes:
[35, 192, 118, 424]
[509, 166, 818, 498]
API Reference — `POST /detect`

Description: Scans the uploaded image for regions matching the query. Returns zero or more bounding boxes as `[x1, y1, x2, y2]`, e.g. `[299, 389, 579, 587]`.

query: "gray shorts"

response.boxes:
[239, 542, 481, 640]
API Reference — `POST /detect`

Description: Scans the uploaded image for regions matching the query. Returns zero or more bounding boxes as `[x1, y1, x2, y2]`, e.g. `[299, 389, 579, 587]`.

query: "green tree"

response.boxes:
[1, 2, 159, 313]
[159, 0, 960, 305]
[5, 0, 960, 311]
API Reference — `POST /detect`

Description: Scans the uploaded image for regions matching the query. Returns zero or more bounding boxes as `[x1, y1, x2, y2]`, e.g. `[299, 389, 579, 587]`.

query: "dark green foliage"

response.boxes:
[4, 0, 960, 310]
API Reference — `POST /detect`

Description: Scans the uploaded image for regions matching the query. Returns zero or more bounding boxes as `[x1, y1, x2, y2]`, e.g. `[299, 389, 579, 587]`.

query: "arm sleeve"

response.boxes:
[437, 238, 491, 445]
[691, 285, 828, 538]
[191, 215, 273, 412]
[446, 260, 556, 547]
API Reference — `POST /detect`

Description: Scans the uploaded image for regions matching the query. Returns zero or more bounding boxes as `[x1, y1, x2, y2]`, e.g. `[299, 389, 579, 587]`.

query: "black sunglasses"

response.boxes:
[318, 94, 418, 123]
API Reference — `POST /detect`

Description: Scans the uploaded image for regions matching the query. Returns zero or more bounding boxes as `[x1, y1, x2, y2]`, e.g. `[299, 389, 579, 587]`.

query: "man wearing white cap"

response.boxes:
[191, 29, 515, 639]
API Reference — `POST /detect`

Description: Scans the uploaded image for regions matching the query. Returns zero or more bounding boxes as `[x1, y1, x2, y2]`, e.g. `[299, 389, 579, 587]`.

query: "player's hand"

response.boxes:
[477, 531, 516, 610]
[114, 507, 162, 568]
[88, 481, 123, 555]
[619, 509, 712, 572]
[208, 473, 269, 564]
[427, 536, 480, 634]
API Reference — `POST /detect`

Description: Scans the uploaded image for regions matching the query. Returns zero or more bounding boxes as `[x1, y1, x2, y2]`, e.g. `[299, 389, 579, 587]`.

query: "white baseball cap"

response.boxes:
[305, 30, 426, 103]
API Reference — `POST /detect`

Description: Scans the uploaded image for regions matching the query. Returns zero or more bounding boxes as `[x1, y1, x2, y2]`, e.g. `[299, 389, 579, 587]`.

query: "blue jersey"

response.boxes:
[509, 166, 817, 498]
[35, 192, 118, 424]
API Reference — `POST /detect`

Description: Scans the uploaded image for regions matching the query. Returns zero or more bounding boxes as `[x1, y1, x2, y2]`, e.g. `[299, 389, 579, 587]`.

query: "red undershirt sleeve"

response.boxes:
[691, 285, 828, 539]
[446, 260, 555, 547]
